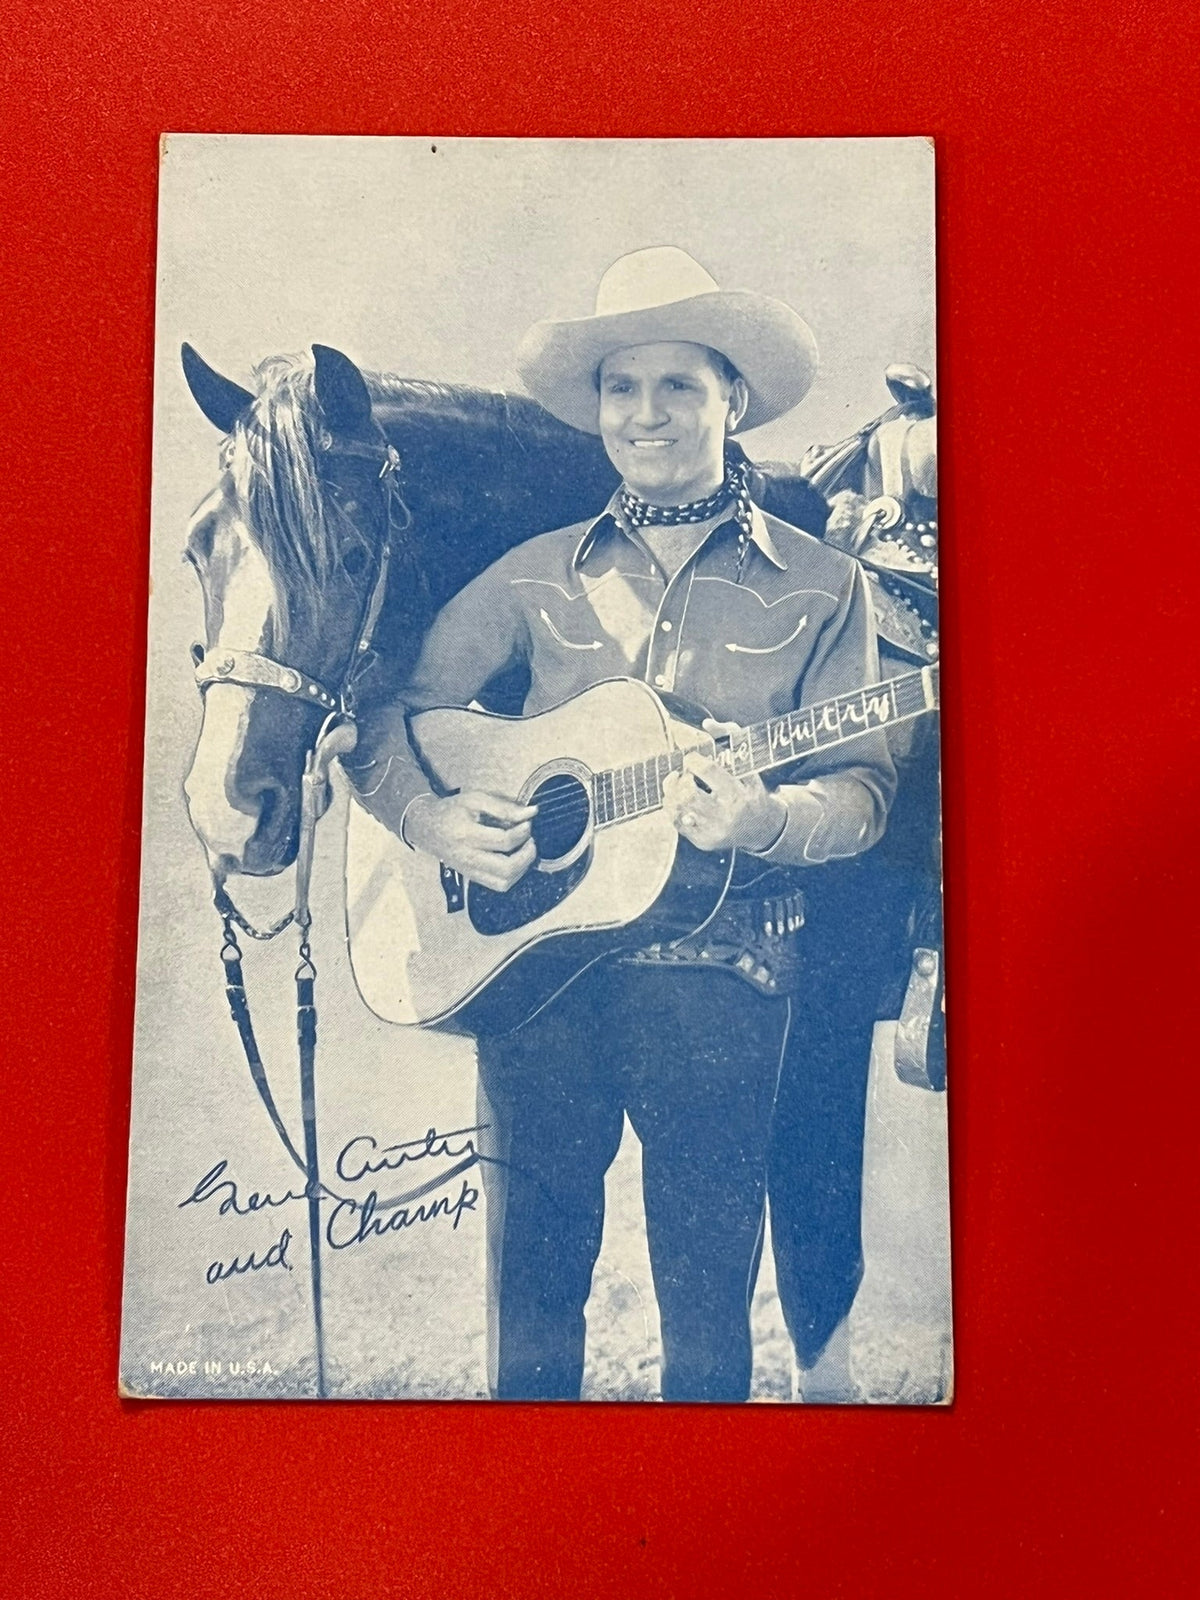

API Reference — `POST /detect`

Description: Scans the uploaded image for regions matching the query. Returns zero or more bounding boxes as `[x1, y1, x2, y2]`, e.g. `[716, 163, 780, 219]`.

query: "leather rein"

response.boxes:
[196, 435, 407, 1399]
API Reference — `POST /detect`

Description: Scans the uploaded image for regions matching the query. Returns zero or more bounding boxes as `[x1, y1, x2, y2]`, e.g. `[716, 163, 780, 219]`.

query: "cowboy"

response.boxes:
[353, 247, 896, 1401]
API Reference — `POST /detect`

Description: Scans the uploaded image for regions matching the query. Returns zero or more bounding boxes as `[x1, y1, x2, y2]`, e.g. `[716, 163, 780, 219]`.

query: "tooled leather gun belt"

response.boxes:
[619, 888, 807, 997]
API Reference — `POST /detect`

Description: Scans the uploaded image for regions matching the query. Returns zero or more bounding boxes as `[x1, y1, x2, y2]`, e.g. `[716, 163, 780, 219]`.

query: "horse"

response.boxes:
[180, 344, 831, 878]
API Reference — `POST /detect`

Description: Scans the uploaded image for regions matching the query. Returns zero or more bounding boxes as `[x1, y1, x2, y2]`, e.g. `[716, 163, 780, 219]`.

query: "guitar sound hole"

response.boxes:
[530, 772, 590, 865]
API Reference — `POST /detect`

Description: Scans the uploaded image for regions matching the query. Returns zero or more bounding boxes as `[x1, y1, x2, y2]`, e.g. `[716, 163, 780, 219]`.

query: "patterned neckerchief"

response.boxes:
[618, 449, 757, 580]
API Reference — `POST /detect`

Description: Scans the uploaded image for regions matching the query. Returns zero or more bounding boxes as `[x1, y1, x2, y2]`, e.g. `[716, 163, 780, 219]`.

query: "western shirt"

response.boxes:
[351, 493, 896, 866]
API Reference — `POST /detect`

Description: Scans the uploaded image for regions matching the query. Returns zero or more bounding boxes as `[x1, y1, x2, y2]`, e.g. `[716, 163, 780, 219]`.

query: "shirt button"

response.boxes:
[654, 673, 667, 687]
[660, 620, 672, 632]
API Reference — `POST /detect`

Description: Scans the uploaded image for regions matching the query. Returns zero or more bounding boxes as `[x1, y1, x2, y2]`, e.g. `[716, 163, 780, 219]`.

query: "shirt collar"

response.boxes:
[572, 490, 788, 572]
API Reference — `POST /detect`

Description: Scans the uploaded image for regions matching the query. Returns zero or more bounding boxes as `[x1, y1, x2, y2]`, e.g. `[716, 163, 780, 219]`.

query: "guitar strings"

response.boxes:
[480, 670, 933, 830]
[518, 690, 926, 826]
[517, 707, 921, 825]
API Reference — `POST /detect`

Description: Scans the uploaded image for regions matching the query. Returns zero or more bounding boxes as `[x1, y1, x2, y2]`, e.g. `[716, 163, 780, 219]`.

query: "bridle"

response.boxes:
[193, 436, 405, 721]
[194, 434, 409, 1399]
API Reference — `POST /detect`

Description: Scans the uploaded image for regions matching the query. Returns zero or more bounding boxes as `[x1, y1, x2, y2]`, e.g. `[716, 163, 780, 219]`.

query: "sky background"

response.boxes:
[156, 135, 934, 459]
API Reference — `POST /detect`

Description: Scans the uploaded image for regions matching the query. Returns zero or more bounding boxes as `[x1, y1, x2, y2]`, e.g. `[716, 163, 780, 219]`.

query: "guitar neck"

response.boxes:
[593, 663, 939, 828]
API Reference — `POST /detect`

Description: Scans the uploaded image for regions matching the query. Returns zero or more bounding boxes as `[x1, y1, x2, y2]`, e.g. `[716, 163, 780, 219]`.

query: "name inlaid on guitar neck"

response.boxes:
[592, 664, 938, 827]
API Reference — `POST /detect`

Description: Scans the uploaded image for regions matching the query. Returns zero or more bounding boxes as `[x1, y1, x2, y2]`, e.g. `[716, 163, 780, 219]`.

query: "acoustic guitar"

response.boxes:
[344, 668, 939, 1033]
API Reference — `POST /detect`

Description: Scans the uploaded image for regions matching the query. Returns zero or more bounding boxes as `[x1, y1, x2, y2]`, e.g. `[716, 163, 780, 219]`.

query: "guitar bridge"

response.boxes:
[439, 862, 465, 913]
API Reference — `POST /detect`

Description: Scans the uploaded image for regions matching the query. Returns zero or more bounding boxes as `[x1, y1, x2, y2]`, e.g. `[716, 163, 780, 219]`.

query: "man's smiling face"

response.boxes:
[597, 341, 747, 506]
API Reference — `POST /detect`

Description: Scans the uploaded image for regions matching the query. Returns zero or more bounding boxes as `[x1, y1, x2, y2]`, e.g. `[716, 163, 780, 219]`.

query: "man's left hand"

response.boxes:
[661, 718, 787, 855]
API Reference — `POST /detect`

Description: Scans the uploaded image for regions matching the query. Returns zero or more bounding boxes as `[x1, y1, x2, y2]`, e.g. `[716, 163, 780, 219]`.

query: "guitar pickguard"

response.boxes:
[467, 850, 591, 936]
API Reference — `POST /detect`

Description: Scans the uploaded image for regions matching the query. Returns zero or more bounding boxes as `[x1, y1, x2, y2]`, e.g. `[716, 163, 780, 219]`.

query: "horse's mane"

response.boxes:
[365, 371, 587, 454]
[368, 372, 501, 411]
[226, 352, 345, 641]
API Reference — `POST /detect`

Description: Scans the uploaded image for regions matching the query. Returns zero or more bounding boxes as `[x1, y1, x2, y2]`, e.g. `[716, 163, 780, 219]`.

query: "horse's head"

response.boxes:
[181, 343, 403, 876]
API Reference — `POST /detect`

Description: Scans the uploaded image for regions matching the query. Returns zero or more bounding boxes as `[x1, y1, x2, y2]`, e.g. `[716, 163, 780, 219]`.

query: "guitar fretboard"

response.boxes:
[592, 664, 938, 827]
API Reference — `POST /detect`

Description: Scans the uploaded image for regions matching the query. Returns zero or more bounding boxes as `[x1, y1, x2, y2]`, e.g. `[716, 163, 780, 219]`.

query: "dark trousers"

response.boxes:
[768, 852, 917, 1368]
[767, 983, 875, 1368]
[476, 962, 788, 1402]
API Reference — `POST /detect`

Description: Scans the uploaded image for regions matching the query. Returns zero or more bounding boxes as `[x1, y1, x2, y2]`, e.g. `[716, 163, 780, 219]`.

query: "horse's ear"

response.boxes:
[312, 344, 373, 435]
[181, 343, 254, 434]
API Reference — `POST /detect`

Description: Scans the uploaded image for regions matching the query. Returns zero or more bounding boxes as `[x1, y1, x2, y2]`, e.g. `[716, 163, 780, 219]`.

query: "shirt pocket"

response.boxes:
[723, 612, 811, 654]
[712, 585, 834, 656]
[511, 579, 611, 654]
[534, 605, 605, 652]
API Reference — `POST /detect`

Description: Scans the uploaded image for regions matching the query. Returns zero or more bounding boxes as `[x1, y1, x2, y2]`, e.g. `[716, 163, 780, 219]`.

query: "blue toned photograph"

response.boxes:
[121, 136, 949, 1402]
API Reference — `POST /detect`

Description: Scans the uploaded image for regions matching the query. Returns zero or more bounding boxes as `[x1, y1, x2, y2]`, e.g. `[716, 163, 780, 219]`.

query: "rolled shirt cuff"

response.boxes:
[397, 791, 435, 850]
[752, 779, 881, 865]
[342, 749, 436, 852]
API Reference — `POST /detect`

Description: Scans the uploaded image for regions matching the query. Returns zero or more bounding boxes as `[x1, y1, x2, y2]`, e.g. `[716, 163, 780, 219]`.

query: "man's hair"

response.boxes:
[703, 347, 742, 389]
[593, 345, 743, 392]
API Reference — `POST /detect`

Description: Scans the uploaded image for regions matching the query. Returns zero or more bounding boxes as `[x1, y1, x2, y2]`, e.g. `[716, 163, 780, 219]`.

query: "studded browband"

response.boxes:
[193, 440, 405, 718]
[193, 646, 342, 711]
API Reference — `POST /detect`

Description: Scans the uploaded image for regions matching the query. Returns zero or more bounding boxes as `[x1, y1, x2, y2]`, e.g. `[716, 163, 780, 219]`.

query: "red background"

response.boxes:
[2, 3, 1197, 1594]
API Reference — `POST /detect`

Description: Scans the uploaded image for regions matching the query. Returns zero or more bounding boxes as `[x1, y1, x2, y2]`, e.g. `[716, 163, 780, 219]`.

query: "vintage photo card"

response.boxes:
[121, 135, 950, 1402]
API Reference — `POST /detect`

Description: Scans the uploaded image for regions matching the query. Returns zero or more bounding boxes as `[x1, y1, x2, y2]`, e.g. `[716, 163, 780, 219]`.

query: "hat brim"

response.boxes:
[515, 289, 818, 434]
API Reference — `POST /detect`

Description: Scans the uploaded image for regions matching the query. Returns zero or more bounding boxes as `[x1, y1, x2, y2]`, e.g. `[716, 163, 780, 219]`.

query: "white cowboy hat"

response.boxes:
[516, 246, 819, 434]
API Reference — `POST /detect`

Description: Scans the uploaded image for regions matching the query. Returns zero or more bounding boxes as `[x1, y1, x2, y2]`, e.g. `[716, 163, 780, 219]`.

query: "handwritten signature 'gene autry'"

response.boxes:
[178, 1124, 485, 1276]
[334, 1124, 483, 1184]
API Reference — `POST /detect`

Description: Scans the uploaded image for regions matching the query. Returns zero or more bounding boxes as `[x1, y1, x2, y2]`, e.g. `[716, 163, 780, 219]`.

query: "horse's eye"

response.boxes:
[191, 642, 206, 667]
[343, 546, 367, 577]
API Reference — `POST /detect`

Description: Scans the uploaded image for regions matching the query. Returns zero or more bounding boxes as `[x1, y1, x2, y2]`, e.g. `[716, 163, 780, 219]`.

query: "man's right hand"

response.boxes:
[402, 791, 538, 892]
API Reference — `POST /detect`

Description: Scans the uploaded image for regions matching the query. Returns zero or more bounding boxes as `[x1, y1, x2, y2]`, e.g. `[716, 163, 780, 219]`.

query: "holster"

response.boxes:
[619, 887, 807, 997]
